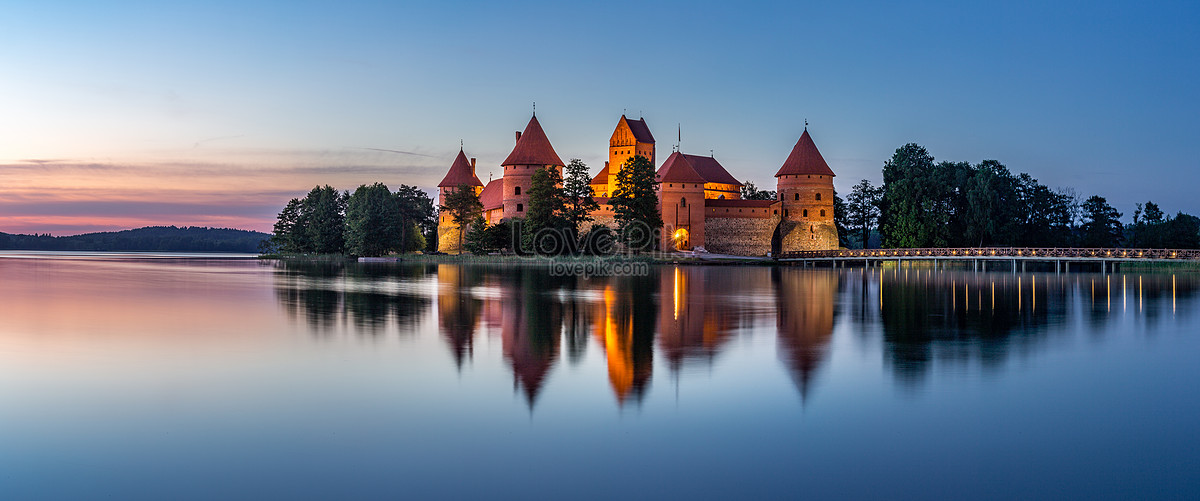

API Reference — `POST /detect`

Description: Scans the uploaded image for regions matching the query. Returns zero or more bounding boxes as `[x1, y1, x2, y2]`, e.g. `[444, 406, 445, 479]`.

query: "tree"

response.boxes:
[846, 179, 882, 248]
[299, 185, 346, 254]
[344, 183, 402, 257]
[879, 143, 948, 248]
[271, 198, 309, 253]
[1081, 195, 1123, 247]
[833, 190, 851, 248]
[1143, 201, 1165, 225]
[610, 155, 662, 252]
[562, 158, 599, 242]
[741, 181, 777, 201]
[463, 214, 489, 254]
[440, 184, 483, 252]
[524, 166, 571, 254]
[396, 184, 437, 253]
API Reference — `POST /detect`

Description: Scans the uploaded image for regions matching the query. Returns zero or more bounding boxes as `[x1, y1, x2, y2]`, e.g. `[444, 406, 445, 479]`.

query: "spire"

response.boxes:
[774, 129, 835, 177]
[438, 148, 484, 188]
[501, 115, 565, 167]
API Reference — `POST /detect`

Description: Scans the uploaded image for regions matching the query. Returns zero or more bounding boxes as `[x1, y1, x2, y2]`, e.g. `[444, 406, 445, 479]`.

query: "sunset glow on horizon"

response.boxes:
[3, 0, 1198, 235]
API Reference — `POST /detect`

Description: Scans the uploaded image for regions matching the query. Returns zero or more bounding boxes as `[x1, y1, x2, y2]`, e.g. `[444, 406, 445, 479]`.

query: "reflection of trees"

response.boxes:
[880, 270, 1060, 387]
[773, 268, 837, 401]
[272, 260, 432, 335]
[877, 269, 1200, 387]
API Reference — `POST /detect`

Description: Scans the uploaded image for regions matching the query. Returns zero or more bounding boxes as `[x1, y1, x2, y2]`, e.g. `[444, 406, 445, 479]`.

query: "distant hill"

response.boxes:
[0, 226, 271, 253]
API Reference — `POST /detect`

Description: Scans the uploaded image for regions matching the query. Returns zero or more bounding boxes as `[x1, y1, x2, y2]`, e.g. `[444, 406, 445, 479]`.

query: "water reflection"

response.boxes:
[273, 260, 432, 335]
[271, 262, 1200, 406]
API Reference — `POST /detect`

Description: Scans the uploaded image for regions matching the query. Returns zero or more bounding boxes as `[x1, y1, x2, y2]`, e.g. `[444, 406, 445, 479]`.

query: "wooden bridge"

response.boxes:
[776, 247, 1200, 273]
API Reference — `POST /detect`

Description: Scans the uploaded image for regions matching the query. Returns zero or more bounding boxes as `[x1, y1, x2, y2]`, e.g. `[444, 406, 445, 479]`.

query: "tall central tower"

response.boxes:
[592, 115, 655, 198]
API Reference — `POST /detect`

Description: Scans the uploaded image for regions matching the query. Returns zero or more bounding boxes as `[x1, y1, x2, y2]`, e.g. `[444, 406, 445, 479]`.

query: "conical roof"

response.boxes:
[437, 148, 483, 188]
[501, 115, 565, 167]
[775, 129, 835, 177]
[656, 151, 707, 184]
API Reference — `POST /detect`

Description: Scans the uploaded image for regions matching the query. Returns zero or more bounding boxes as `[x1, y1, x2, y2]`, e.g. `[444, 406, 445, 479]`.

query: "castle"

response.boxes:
[437, 114, 839, 256]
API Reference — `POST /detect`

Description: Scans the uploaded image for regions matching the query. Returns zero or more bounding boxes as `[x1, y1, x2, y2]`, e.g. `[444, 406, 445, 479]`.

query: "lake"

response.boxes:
[2, 253, 1198, 499]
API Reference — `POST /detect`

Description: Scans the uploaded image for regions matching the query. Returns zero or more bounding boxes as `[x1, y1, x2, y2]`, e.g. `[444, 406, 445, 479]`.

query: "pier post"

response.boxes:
[974, 259, 978, 272]
[1056, 261, 1061, 274]
[1022, 261, 1026, 273]
[1012, 259, 1016, 273]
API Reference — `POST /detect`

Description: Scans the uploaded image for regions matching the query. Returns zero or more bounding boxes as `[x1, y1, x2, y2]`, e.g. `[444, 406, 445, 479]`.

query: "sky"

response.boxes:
[2, 0, 1198, 235]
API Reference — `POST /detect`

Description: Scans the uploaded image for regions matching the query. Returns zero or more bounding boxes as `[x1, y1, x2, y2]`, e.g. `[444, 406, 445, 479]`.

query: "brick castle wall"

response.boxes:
[704, 215, 780, 256]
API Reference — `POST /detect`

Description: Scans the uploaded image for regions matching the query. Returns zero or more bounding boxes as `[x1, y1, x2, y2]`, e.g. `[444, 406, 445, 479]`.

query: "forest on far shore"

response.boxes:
[0, 226, 270, 253]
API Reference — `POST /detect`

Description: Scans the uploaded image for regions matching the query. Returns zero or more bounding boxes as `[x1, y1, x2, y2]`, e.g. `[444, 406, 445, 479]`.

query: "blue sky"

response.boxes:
[1, 0, 1197, 234]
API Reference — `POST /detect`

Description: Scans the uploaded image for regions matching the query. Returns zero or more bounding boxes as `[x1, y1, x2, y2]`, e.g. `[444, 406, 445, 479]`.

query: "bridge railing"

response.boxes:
[777, 247, 1200, 260]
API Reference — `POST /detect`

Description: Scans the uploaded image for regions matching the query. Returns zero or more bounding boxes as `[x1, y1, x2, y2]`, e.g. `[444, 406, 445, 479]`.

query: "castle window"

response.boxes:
[680, 197, 686, 207]
[774, 210, 778, 215]
[815, 193, 822, 201]
[821, 209, 826, 217]
[803, 209, 808, 217]
[794, 193, 799, 201]
[810, 225, 814, 232]
[669, 184, 673, 187]
[784, 209, 789, 217]
[515, 186, 521, 195]
[517, 203, 523, 212]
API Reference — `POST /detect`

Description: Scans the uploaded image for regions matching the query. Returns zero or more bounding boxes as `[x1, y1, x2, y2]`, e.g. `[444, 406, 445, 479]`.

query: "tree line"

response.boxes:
[0, 226, 269, 252]
[840, 143, 1199, 249]
[268, 184, 437, 256]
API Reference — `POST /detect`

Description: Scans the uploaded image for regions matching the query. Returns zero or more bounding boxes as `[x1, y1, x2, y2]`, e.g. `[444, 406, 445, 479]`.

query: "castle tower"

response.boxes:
[656, 152, 708, 251]
[592, 115, 655, 198]
[436, 148, 484, 254]
[501, 115, 565, 220]
[774, 128, 839, 251]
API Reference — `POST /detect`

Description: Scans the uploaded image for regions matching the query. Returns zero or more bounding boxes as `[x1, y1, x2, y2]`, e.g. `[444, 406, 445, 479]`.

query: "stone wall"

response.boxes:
[704, 215, 779, 256]
[779, 219, 839, 252]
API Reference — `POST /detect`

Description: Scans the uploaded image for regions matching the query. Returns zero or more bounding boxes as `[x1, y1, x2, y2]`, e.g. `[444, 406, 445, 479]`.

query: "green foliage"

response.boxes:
[833, 189, 851, 248]
[878, 145, 1081, 249]
[344, 183, 402, 257]
[463, 214, 489, 254]
[396, 184, 437, 253]
[440, 184, 483, 251]
[270, 185, 347, 254]
[1081, 195, 1123, 247]
[304, 185, 348, 254]
[562, 158, 599, 241]
[610, 155, 662, 252]
[523, 166, 571, 254]
[741, 181, 777, 201]
[1126, 200, 1199, 249]
[271, 198, 308, 252]
[579, 224, 617, 255]
[879, 144, 947, 248]
[272, 183, 437, 256]
[846, 179, 883, 249]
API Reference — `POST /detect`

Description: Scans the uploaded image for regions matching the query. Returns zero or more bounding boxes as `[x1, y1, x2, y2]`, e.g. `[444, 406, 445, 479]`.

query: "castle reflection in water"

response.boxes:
[274, 261, 1198, 407]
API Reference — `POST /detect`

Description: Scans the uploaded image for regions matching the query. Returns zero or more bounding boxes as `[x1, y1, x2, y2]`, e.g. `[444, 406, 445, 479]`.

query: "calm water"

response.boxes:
[2, 254, 1199, 499]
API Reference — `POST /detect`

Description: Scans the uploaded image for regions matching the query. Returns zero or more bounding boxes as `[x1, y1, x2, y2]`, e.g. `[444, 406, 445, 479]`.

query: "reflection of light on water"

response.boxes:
[1032, 275, 1036, 313]
[952, 279, 956, 311]
[1123, 275, 1127, 312]
[1018, 276, 1022, 311]
[673, 266, 680, 321]
[1107, 275, 1111, 312]
[991, 281, 995, 310]
[1139, 275, 1143, 312]
[1173, 274, 1177, 314]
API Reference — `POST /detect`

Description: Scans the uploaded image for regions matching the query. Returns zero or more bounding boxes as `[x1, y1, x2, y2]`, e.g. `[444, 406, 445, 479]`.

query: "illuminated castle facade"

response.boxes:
[437, 114, 839, 255]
